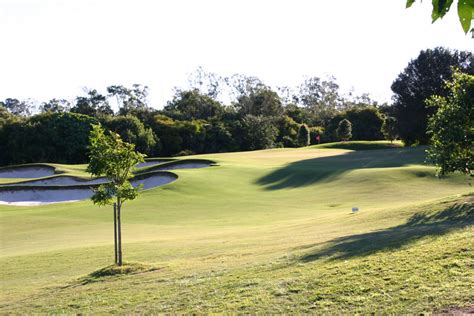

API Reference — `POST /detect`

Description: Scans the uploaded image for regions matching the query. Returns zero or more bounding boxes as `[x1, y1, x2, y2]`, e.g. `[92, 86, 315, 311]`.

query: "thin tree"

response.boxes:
[337, 119, 352, 142]
[297, 124, 310, 147]
[87, 124, 145, 266]
[382, 116, 398, 143]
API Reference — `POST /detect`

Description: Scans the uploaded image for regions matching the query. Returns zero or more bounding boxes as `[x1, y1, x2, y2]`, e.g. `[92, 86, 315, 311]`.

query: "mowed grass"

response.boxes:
[0, 145, 473, 313]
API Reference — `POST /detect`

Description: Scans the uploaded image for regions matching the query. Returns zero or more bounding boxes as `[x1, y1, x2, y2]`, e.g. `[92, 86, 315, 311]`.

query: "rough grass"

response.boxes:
[0, 145, 472, 313]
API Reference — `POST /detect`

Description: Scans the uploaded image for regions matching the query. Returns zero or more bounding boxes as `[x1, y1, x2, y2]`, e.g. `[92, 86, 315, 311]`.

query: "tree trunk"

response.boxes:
[117, 199, 123, 266]
[113, 202, 118, 265]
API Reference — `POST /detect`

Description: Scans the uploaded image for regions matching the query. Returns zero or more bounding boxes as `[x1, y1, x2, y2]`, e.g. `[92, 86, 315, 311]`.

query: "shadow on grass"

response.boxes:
[256, 147, 427, 190]
[300, 199, 474, 262]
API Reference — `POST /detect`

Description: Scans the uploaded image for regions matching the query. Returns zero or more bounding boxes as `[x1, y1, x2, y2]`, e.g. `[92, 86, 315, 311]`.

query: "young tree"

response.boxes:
[427, 70, 473, 176]
[87, 124, 145, 266]
[297, 124, 310, 147]
[382, 116, 398, 143]
[337, 119, 352, 142]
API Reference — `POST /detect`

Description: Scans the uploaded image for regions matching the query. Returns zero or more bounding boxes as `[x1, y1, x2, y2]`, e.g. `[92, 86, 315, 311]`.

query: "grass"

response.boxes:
[311, 140, 403, 150]
[0, 143, 472, 313]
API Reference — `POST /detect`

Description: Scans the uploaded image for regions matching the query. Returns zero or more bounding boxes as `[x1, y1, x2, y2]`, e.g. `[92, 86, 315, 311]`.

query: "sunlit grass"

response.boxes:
[0, 144, 472, 313]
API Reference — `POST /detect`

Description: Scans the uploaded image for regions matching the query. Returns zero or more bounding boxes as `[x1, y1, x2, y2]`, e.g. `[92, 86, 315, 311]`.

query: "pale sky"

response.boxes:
[0, 0, 472, 109]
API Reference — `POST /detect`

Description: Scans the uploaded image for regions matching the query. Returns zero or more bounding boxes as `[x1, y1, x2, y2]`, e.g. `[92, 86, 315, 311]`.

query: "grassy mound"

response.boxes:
[78, 262, 159, 285]
[311, 140, 403, 151]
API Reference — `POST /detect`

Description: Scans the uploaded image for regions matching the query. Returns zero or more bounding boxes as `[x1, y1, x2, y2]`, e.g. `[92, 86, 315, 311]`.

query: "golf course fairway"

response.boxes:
[0, 143, 473, 313]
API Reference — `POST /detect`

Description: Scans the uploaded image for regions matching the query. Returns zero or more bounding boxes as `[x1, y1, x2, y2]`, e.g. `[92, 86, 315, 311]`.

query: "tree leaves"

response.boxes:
[407, 0, 473, 34]
[431, 0, 454, 22]
[427, 70, 474, 176]
[458, 0, 474, 33]
[87, 124, 145, 206]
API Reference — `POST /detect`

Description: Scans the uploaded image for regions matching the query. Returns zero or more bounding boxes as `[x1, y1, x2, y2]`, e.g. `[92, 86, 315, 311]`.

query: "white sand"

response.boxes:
[1, 176, 108, 186]
[0, 188, 92, 206]
[136, 160, 170, 168]
[0, 166, 55, 178]
[131, 173, 176, 189]
[0, 173, 177, 206]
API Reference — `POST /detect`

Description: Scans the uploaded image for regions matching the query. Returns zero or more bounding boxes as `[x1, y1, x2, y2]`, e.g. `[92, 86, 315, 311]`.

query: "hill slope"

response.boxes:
[0, 145, 472, 313]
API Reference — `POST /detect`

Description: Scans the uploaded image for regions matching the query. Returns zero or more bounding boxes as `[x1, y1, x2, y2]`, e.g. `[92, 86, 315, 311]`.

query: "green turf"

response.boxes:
[0, 144, 472, 313]
[311, 140, 404, 150]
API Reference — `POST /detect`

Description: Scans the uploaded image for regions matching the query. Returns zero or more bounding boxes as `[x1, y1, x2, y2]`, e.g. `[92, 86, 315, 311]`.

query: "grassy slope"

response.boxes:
[310, 140, 404, 150]
[0, 145, 473, 313]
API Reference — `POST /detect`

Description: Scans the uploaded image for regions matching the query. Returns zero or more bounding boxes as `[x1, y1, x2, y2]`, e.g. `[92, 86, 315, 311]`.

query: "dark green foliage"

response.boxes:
[149, 115, 206, 156]
[382, 116, 398, 142]
[71, 89, 113, 117]
[178, 120, 206, 154]
[347, 107, 384, 140]
[391, 47, 473, 145]
[103, 115, 159, 156]
[336, 119, 352, 141]
[0, 112, 97, 165]
[309, 126, 325, 145]
[204, 122, 235, 153]
[284, 103, 307, 124]
[150, 115, 183, 156]
[327, 107, 384, 141]
[297, 124, 310, 147]
[164, 89, 225, 120]
[427, 70, 474, 176]
[275, 116, 300, 148]
[240, 115, 278, 150]
[0, 106, 19, 129]
[235, 87, 284, 117]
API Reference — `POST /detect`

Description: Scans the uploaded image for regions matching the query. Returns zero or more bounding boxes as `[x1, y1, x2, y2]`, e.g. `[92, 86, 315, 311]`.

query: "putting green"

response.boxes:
[0, 144, 472, 313]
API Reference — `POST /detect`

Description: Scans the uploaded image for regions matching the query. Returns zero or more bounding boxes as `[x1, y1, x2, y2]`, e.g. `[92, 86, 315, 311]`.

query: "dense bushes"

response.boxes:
[326, 107, 384, 141]
[102, 115, 159, 156]
[0, 112, 97, 165]
[0, 95, 391, 165]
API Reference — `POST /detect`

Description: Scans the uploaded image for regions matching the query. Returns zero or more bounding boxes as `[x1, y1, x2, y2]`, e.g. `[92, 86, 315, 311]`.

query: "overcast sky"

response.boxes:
[0, 0, 472, 109]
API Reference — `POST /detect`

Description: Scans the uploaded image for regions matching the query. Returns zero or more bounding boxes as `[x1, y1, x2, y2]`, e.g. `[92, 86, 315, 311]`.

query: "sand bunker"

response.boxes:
[0, 165, 56, 178]
[136, 160, 173, 168]
[0, 172, 177, 206]
[0, 175, 108, 187]
[0, 187, 94, 206]
[0, 159, 215, 206]
[130, 172, 176, 190]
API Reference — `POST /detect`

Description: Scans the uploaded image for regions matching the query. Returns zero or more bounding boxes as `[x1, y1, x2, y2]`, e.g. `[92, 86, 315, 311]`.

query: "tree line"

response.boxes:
[0, 47, 472, 166]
